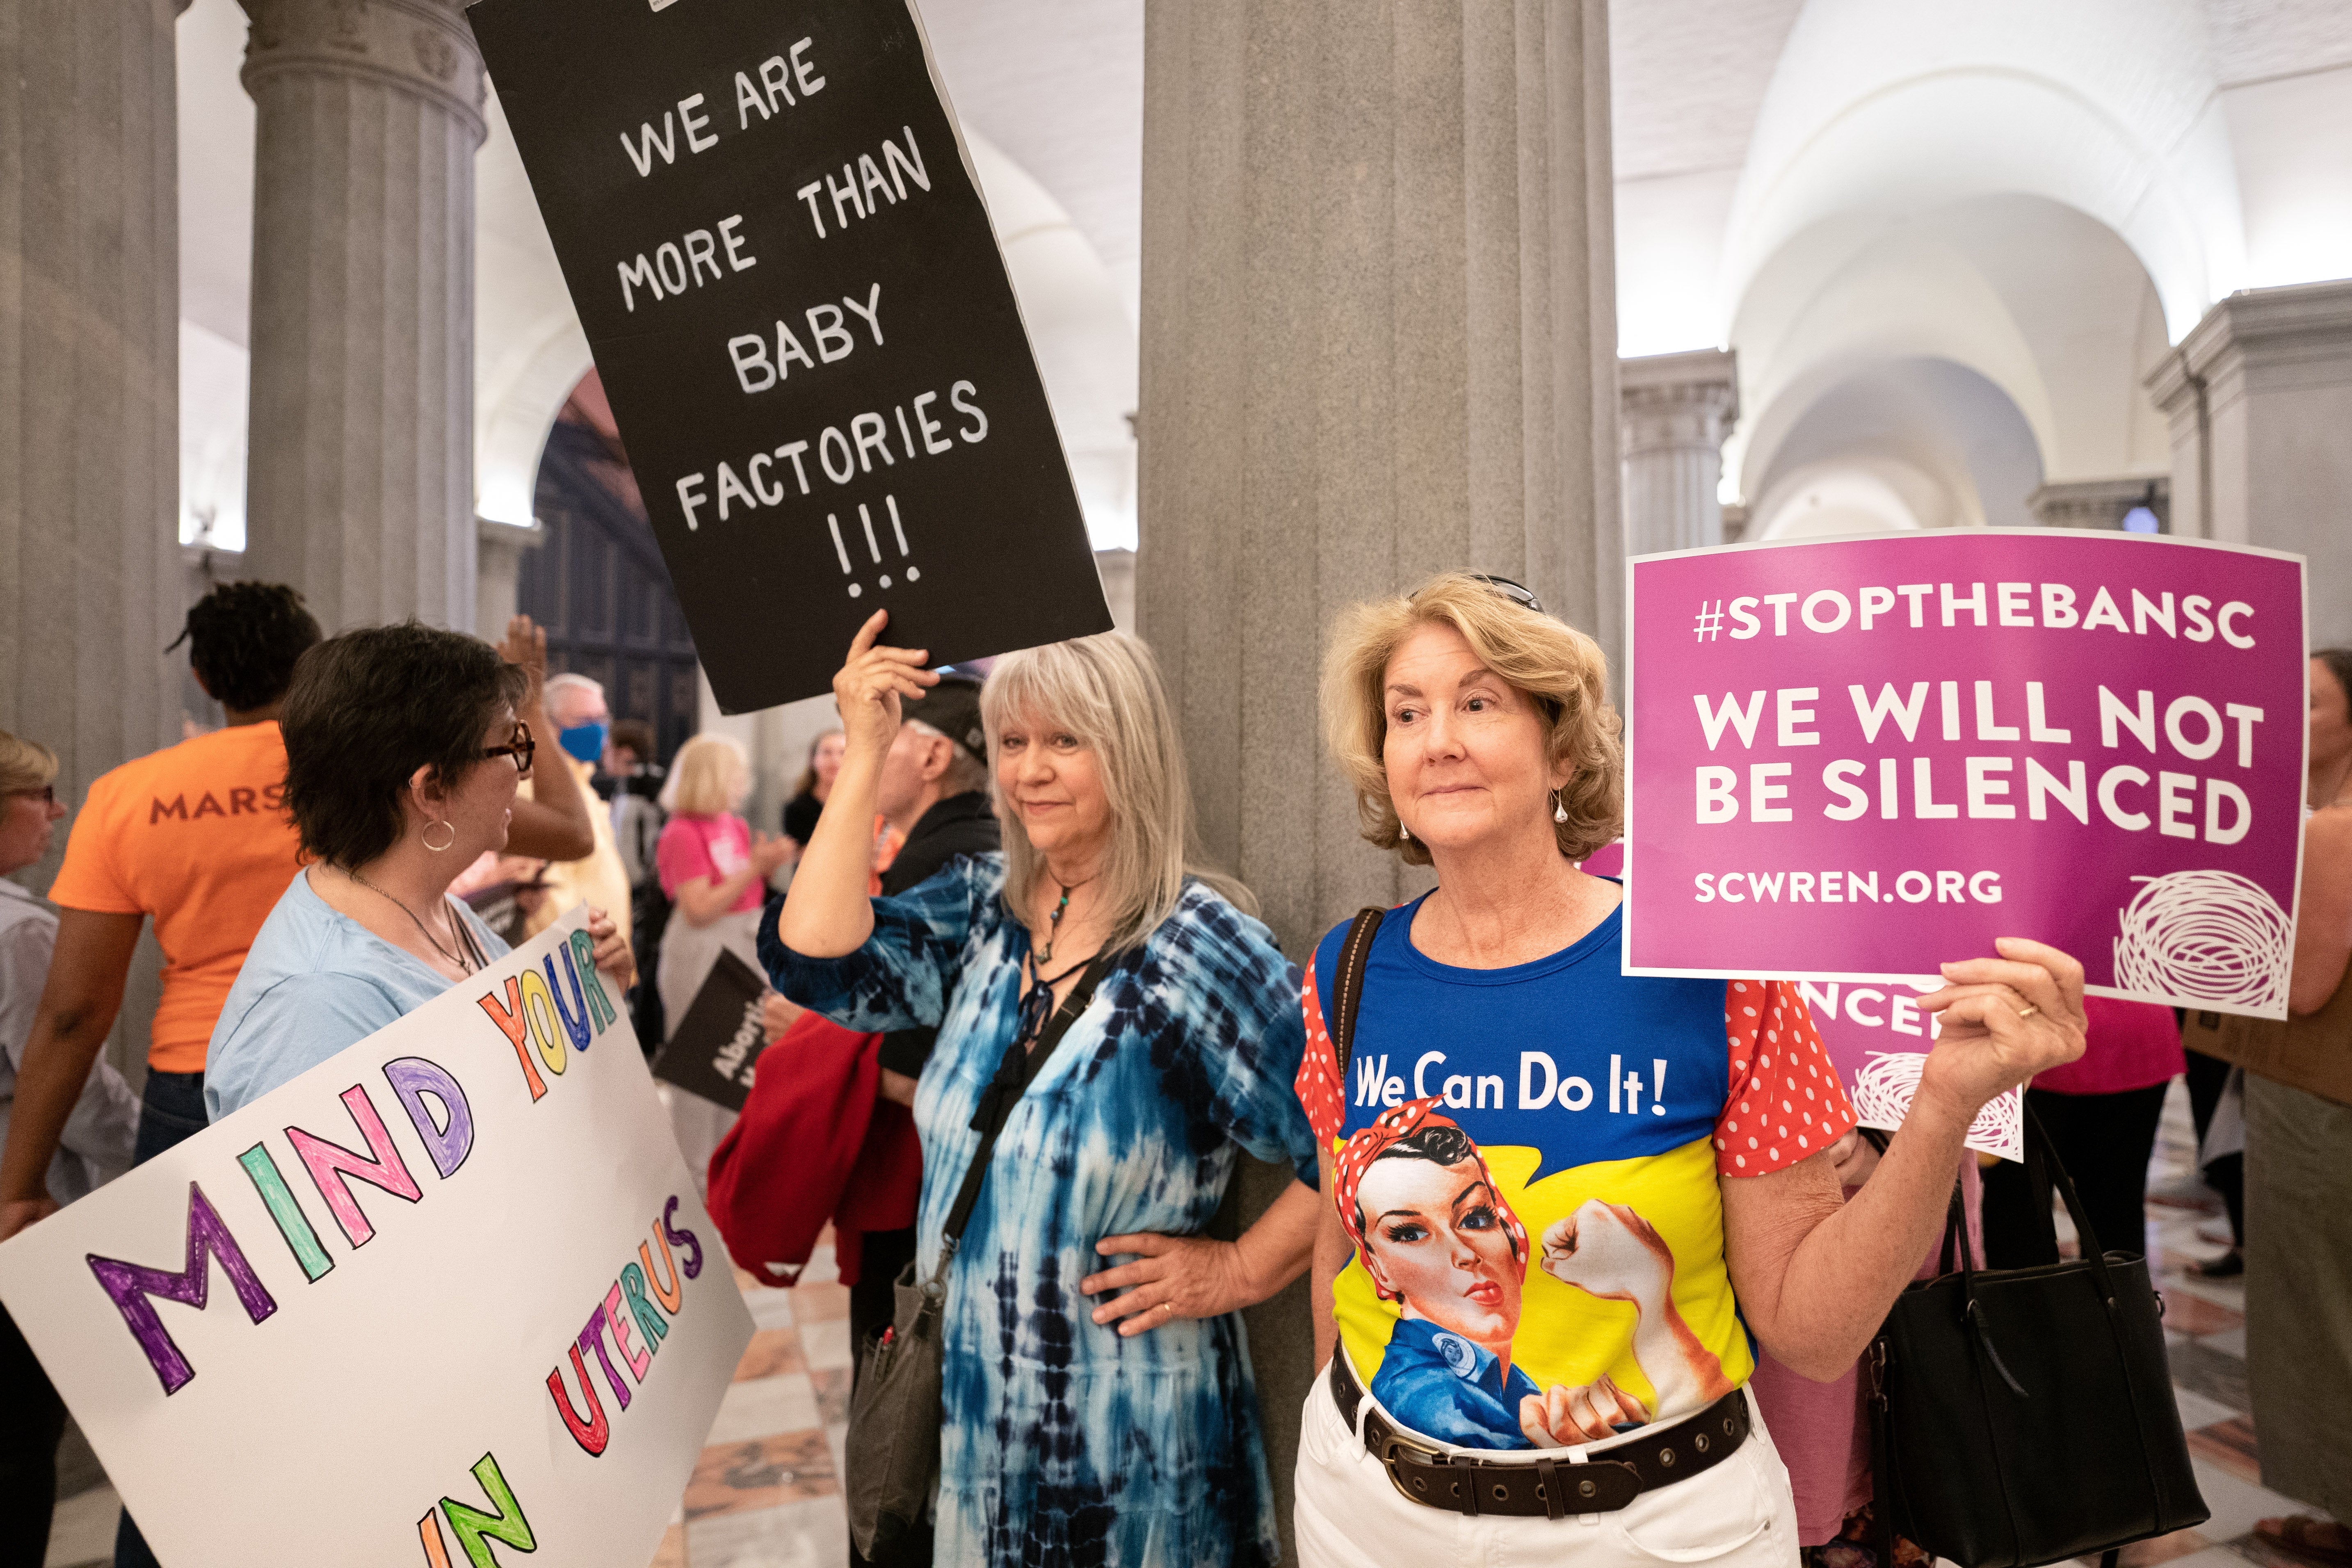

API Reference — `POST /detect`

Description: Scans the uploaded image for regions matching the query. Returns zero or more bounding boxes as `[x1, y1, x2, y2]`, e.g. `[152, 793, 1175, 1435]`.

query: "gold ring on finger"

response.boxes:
[2014, 1004, 2039, 1020]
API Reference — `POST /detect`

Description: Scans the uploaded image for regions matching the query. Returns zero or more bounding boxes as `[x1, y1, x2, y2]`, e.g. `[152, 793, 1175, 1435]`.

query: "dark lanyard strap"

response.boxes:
[934, 948, 1115, 1269]
[450, 899, 490, 973]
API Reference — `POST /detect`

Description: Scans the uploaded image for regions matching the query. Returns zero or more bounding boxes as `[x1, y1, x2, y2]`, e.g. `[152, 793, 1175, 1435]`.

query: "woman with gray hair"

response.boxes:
[763, 613, 1322, 1568]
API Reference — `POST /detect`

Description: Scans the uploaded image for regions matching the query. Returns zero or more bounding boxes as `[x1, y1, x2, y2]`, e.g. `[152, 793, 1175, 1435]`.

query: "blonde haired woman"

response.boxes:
[766, 614, 1322, 1568]
[1292, 573, 2090, 1564]
[656, 733, 793, 1185]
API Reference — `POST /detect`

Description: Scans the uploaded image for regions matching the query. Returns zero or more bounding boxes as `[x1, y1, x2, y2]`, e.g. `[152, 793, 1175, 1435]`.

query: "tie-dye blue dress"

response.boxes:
[760, 854, 1318, 1568]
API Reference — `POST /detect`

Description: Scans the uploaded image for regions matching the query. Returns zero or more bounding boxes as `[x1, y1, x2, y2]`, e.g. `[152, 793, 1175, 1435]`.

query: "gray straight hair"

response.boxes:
[980, 632, 1255, 952]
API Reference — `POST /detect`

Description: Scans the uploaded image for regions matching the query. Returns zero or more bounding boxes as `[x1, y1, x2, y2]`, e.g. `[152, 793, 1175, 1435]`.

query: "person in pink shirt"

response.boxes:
[655, 734, 794, 1185]
[1980, 996, 2183, 1269]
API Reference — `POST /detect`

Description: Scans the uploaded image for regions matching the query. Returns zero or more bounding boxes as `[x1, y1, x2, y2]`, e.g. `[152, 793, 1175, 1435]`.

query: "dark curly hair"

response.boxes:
[280, 623, 527, 870]
[168, 582, 322, 713]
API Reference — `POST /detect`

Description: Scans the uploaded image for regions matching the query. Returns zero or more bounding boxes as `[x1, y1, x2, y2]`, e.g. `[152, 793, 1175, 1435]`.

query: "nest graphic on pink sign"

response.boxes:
[1852, 1052, 2024, 1163]
[2111, 870, 2292, 1014]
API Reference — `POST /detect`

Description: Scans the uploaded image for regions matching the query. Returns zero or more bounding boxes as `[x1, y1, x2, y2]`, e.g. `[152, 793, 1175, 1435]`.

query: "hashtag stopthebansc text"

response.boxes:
[1694, 600, 1724, 642]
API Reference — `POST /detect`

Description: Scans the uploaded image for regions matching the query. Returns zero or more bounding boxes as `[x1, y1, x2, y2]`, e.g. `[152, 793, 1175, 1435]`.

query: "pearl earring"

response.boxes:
[1398, 821, 1410, 841]
[1553, 790, 1568, 824]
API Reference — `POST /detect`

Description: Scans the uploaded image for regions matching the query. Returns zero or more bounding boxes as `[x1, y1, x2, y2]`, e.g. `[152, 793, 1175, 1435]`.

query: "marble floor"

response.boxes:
[38, 1083, 2336, 1568]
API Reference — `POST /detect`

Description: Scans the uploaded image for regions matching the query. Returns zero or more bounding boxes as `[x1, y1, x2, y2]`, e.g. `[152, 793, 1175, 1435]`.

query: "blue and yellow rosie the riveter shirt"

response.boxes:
[1296, 892, 1855, 1452]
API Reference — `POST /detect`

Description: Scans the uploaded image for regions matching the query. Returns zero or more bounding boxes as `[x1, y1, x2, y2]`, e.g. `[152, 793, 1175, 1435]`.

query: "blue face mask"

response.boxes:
[558, 720, 610, 767]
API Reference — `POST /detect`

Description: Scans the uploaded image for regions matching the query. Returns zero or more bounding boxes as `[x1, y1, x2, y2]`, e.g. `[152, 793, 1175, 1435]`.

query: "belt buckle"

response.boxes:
[1376, 1430, 1461, 1510]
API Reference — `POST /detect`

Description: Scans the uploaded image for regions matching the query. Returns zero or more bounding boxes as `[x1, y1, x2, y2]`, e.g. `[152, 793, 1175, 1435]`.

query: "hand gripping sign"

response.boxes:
[467, 0, 1112, 712]
[0, 908, 753, 1568]
[1626, 531, 2308, 1020]
[1583, 840, 2020, 1158]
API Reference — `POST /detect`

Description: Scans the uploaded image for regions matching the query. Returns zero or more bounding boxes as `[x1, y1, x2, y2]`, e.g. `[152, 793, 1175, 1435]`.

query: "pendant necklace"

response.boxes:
[1034, 874, 1094, 968]
[347, 866, 477, 975]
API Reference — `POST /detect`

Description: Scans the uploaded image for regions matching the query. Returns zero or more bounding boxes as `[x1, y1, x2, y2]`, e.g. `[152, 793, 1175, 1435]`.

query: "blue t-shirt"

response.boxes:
[206, 871, 507, 1121]
[1299, 891, 1855, 1451]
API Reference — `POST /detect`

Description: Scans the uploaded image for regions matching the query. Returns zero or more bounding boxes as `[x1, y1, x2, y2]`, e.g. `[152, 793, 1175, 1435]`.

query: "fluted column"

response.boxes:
[1137, 2, 1618, 1548]
[1620, 347, 1737, 555]
[238, 0, 485, 631]
[0, 0, 187, 889]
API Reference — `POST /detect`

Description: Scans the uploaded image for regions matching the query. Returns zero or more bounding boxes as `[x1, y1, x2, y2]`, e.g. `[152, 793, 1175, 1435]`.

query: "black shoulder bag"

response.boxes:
[1867, 1102, 2207, 1568]
[843, 949, 1114, 1557]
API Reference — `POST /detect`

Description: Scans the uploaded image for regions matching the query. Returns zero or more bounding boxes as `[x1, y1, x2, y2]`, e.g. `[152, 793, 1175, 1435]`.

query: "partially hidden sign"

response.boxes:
[651, 948, 771, 1113]
[1584, 840, 2019, 1159]
[0, 908, 753, 1568]
[468, 0, 1112, 711]
[1626, 532, 2308, 1018]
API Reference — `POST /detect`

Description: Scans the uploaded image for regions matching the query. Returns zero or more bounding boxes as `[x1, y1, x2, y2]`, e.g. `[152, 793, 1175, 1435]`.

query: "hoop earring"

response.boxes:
[421, 819, 457, 853]
[1553, 790, 1569, 824]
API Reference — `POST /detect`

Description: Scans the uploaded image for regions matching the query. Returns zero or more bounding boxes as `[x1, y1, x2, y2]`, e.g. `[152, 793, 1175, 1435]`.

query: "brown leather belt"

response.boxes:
[1328, 1351, 1751, 1518]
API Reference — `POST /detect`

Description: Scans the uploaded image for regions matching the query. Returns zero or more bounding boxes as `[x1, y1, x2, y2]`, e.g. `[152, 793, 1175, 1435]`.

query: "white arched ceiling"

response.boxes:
[1728, 194, 2172, 505]
[474, 86, 593, 530]
[1753, 463, 1927, 541]
[1719, 0, 2247, 345]
[1747, 358, 2044, 541]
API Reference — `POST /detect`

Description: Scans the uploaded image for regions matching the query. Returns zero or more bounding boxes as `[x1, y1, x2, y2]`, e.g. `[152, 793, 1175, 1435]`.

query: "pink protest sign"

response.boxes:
[1590, 838, 2021, 1157]
[1625, 531, 2308, 1018]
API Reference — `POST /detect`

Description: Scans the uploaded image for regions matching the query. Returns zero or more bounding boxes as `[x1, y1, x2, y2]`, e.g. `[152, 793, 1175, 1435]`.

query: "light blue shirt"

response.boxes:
[206, 870, 508, 1121]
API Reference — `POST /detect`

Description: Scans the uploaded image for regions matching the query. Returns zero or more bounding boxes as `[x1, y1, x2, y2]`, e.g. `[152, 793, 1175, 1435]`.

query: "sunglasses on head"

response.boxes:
[1413, 574, 1545, 614]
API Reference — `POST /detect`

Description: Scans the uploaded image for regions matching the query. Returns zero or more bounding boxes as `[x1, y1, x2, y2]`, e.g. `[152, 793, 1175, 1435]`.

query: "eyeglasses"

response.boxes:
[8, 785, 54, 806]
[1411, 574, 1546, 614]
[482, 720, 535, 779]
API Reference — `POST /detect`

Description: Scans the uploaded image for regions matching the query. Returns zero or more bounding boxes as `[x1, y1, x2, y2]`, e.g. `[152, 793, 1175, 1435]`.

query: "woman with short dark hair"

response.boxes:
[204, 623, 633, 1120]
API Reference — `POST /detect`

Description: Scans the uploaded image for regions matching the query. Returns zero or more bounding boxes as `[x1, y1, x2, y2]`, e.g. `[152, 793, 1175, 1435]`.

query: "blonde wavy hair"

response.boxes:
[1323, 572, 1622, 866]
[0, 729, 59, 797]
[662, 733, 751, 817]
[982, 633, 1253, 952]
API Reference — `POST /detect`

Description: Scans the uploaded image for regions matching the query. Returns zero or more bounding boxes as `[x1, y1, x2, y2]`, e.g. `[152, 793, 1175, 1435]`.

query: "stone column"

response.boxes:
[2149, 280, 2352, 643]
[238, 0, 486, 631]
[1620, 347, 1737, 555]
[1137, 1, 1618, 1550]
[0, 0, 187, 892]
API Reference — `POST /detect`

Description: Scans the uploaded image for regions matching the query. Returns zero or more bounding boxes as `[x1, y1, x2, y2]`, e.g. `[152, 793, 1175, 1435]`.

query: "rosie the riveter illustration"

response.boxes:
[1334, 1100, 1735, 1450]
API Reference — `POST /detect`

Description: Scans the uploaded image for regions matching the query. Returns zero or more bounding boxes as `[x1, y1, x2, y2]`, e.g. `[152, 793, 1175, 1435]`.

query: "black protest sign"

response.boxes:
[649, 949, 770, 1112]
[467, 0, 1112, 712]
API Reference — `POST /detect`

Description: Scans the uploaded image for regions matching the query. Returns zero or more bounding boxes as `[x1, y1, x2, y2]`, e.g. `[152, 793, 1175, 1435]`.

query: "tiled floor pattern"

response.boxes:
[39, 1084, 2335, 1568]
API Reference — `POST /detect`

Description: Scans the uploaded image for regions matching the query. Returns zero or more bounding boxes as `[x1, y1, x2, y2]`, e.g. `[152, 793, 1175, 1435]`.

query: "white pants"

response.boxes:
[1295, 1372, 1799, 1568]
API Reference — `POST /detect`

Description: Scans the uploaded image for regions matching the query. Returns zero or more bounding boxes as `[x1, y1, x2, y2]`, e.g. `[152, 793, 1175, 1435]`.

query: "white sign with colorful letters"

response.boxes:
[0, 908, 751, 1568]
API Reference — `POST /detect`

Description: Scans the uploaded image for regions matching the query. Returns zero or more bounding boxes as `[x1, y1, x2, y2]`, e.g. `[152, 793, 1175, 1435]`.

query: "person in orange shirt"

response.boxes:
[0, 591, 599, 1568]
[0, 595, 599, 1238]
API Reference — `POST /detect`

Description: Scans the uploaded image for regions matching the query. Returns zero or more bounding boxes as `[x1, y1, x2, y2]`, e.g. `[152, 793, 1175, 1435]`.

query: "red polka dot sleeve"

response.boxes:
[1295, 962, 1345, 1144]
[1715, 979, 1856, 1177]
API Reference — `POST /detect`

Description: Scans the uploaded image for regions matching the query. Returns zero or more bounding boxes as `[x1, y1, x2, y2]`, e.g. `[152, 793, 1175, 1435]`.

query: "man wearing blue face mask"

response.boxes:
[518, 673, 634, 965]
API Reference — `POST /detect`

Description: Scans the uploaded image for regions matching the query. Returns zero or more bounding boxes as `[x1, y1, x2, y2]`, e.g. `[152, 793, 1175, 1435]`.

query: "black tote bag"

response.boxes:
[1867, 1104, 2207, 1568]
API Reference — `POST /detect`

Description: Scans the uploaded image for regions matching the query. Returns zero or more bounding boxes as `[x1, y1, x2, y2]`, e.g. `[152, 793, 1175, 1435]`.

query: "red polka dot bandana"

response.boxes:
[1332, 1098, 1530, 1301]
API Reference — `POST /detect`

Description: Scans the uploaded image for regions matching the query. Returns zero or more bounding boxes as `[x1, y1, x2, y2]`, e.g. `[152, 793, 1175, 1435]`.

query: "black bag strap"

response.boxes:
[930, 949, 1115, 1279]
[1327, 907, 1386, 1081]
